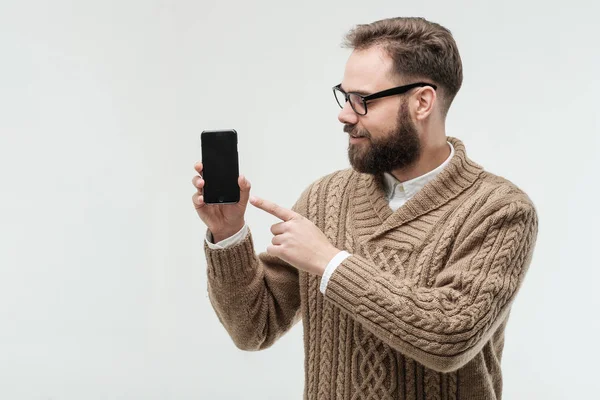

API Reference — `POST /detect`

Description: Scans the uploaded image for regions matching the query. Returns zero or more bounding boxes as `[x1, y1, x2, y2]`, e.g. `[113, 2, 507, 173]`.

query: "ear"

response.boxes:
[412, 86, 437, 121]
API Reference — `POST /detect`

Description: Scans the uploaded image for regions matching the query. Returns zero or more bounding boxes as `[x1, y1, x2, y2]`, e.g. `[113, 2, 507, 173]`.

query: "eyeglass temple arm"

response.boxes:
[364, 82, 437, 101]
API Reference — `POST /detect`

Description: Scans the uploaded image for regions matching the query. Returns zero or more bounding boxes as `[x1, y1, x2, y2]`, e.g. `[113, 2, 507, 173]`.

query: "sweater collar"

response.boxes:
[357, 136, 484, 240]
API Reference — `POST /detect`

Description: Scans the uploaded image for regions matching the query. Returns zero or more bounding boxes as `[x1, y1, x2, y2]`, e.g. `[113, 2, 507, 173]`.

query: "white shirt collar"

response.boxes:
[383, 141, 455, 200]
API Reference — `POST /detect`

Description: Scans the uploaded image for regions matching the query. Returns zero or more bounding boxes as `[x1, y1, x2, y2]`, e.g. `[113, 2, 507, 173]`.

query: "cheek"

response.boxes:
[361, 106, 398, 139]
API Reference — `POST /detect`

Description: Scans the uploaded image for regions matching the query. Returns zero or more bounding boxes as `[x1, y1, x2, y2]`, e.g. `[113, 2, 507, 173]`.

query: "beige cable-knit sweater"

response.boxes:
[204, 136, 539, 400]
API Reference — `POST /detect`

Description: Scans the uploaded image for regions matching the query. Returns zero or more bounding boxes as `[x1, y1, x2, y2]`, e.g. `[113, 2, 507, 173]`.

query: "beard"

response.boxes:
[346, 101, 421, 175]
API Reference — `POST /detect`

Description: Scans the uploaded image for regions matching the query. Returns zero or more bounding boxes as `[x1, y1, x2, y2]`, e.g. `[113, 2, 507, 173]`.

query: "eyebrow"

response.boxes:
[339, 85, 371, 96]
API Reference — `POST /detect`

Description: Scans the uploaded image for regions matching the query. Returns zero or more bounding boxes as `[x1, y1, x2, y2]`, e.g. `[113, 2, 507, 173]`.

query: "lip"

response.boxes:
[349, 136, 367, 144]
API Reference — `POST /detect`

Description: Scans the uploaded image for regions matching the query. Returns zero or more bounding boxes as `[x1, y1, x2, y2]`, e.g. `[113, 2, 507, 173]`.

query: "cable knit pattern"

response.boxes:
[306, 178, 322, 399]
[204, 136, 539, 399]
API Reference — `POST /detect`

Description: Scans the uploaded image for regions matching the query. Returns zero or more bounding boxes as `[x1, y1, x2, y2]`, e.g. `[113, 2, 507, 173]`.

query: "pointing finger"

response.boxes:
[250, 196, 297, 222]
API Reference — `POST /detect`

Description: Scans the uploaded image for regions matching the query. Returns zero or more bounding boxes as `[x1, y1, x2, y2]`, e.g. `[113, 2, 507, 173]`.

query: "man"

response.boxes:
[192, 17, 538, 400]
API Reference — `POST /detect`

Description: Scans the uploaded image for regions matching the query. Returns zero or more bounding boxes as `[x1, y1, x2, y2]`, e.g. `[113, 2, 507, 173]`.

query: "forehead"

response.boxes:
[341, 46, 397, 94]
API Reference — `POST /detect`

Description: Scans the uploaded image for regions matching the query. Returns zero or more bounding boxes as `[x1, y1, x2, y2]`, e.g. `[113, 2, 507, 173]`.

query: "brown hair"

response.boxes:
[343, 17, 463, 117]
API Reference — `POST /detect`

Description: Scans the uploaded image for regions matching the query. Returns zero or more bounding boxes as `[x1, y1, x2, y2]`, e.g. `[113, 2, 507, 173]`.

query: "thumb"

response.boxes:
[238, 175, 251, 204]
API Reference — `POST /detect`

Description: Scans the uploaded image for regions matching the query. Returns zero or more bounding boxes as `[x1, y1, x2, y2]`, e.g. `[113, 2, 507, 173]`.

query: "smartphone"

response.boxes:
[201, 129, 240, 204]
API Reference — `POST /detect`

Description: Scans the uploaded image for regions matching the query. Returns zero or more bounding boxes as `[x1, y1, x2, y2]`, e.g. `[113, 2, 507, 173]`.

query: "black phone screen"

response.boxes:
[201, 130, 240, 204]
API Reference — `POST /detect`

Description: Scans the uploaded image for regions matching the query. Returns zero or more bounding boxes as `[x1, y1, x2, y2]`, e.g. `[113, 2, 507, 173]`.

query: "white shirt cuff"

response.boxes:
[205, 224, 249, 249]
[320, 250, 351, 295]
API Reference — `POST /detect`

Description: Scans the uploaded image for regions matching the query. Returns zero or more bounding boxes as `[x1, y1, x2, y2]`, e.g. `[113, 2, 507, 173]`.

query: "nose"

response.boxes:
[337, 101, 359, 125]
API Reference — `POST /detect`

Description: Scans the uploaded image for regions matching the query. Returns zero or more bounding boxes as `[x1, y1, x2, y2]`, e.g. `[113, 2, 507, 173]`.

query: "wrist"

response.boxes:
[211, 223, 245, 243]
[319, 246, 342, 276]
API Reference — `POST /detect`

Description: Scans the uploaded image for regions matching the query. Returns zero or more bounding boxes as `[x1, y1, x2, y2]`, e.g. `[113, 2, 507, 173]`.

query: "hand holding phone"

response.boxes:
[192, 130, 251, 242]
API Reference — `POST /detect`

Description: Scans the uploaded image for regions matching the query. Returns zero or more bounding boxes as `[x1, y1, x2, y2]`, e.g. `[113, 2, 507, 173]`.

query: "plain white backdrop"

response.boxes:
[0, 0, 598, 399]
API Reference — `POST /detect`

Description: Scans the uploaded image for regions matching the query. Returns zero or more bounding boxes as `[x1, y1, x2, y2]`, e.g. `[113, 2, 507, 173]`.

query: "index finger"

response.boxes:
[194, 162, 203, 174]
[250, 196, 297, 222]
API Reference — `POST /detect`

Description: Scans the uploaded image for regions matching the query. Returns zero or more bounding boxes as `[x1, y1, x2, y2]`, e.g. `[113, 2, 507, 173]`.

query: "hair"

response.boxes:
[343, 17, 463, 118]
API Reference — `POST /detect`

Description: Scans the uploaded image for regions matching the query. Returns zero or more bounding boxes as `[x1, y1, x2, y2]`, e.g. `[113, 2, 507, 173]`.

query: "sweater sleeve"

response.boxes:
[323, 198, 539, 372]
[204, 187, 311, 351]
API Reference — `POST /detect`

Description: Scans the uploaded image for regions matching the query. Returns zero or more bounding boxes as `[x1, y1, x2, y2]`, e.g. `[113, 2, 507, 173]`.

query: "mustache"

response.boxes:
[343, 125, 370, 138]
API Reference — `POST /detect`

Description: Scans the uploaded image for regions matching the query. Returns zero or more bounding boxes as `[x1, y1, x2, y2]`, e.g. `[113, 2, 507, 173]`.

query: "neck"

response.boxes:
[389, 135, 450, 183]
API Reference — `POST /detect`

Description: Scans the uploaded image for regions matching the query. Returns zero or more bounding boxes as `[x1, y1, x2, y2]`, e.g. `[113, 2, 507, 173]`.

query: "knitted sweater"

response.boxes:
[204, 136, 539, 400]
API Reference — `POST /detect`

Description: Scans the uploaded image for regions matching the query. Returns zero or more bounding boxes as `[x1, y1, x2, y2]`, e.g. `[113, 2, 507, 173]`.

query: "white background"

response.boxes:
[1, 0, 598, 399]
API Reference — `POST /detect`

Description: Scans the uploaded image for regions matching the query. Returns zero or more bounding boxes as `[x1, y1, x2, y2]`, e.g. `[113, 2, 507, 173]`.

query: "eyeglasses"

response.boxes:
[332, 82, 437, 116]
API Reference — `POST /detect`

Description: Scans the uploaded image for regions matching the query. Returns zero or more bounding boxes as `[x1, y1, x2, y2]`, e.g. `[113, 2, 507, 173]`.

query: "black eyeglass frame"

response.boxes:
[332, 82, 437, 115]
